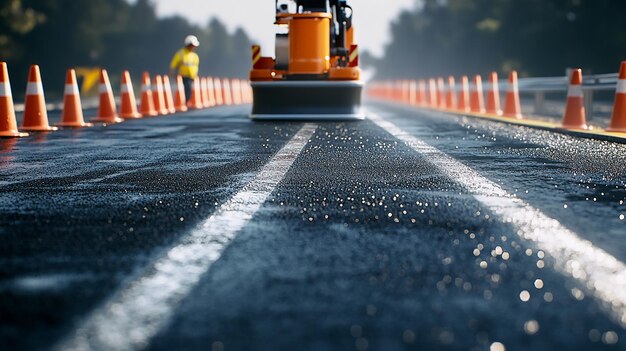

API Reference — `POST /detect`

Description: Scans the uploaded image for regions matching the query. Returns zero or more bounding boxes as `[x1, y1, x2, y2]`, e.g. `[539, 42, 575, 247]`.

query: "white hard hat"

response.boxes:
[184, 35, 200, 47]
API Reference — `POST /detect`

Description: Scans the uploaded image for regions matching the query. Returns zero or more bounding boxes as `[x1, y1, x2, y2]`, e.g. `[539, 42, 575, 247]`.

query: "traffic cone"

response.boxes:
[446, 76, 457, 111]
[418, 80, 427, 107]
[561, 68, 587, 130]
[437, 78, 446, 110]
[214, 78, 224, 106]
[470, 75, 486, 114]
[608, 62, 626, 133]
[163, 75, 176, 114]
[0, 62, 28, 137]
[223, 78, 233, 105]
[199, 77, 209, 108]
[409, 80, 417, 106]
[241, 80, 250, 104]
[457, 76, 470, 113]
[207, 77, 217, 107]
[187, 77, 204, 110]
[486, 72, 502, 116]
[119, 70, 142, 119]
[503, 71, 523, 119]
[152, 75, 169, 115]
[92, 69, 123, 124]
[58, 69, 92, 128]
[140, 72, 158, 117]
[428, 79, 437, 108]
[173, 75, 188, 112]
[22, 65, 58, 132]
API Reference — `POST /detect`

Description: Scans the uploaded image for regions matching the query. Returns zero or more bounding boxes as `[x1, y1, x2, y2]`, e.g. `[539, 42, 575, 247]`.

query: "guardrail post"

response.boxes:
[533, 92, 545, 114]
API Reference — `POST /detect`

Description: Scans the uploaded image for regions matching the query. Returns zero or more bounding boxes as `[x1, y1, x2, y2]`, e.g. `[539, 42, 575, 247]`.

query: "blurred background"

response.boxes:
[2, 0, 626, 97]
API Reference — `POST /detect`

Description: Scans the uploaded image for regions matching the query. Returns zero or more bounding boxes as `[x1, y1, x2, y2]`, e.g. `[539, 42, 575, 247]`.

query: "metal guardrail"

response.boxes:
[516, 71, 618, 120]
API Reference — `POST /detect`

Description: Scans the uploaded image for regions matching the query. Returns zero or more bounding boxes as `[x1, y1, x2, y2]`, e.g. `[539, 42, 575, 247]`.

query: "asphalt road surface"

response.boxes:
[1, 101, 626, 351]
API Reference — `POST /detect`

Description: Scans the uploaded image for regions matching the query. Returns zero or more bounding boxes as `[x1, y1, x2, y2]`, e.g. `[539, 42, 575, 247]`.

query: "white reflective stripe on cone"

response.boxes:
[568, 85, 584, 98]
[120, 85, 130, 94]
[65, 84, 79, 96]
[617, 80, 626, 94]
[0, 82, 12, 97]
[26, 81, 44, 95]
[142, 85, 152, 93]
[99, 83, 111, 94]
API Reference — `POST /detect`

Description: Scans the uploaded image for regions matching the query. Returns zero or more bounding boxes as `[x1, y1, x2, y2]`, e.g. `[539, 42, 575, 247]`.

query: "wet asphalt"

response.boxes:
[1, 102, 626, 351]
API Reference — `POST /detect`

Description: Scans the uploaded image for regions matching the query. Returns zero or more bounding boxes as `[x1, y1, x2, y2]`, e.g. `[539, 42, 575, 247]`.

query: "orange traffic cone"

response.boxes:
[58, 69, 92, 128]
[240, 80, 250, 104]
[608, 62, 626, 133]
[92, 69, 123, 124]
[163, 75, 176, 114]
[207, 77, 217, 107]
[223, 78, 233, 105]
[119, 70, 142, 119]
[152, 75, 169, 115]
[561, 68, 587, 130]
[140, 72, 158, 117]
[418, 80, 427, 107]
[446, 76, 457, 111]
[187, 78, 204, 109]
[173, 75, 188, 112]
[503, 71, 522, 119]
[22, 65, 58, 132]
[428, 79, 437, 108]
[199, 77, 209, 108]
[0, 62, 28, 137]
[486, 72, 502, 116]
[213, 78, 224, 106]
[470, 75, 486, 114]
[457, 76, 471, 113]
[437, 78, 447, 110]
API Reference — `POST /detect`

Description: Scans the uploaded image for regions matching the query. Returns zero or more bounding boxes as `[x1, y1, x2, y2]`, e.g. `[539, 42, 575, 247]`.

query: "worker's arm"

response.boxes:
[170, 51, 182, 77]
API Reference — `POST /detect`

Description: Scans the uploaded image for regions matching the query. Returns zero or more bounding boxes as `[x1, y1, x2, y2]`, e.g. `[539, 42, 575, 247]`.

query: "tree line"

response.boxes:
[1, 0, 252, 97]
[373, 0, 626, 79]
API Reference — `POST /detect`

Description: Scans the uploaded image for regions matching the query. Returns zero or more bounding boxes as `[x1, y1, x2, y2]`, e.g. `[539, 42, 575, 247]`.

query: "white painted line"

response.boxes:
[369, 112, 626, 328]
[55, 123, 318, 351]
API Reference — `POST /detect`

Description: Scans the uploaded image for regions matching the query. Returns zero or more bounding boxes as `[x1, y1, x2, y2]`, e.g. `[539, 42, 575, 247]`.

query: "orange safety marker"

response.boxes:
[561, 68, 588, 130]
[457, 76, 471, 113]
[214, 78, 224, 106]
[200, 77, 210, 108]
[140, 72, 158, 117]
[446, 76, 457, 111]
[58, 69, 92, 128]
[152, 75, 169, 115]
[241, 80, 251, 104]
[22, 65, 58, 132]
[409, 80, 417, 106]
[163, 75, 176, 114]
[428, 78, 437, 108]
[418, 80, 427, 107]
[173, 75, 188, 112]
[222, 78, 233, 105]
[470, 75, 486, 114]
[92, 69, 124, 124]
[401, 80, 410, 104]
[437, 77, 447, 110]
[119, 70, 142, 119]
[187, 77, 204, 110]
[207, 77, 217, 107]
[486, 72, 502, 116]
[0, 62, 28, 137]
[503, 71, 523, 119]
[608, 61, 626, 133]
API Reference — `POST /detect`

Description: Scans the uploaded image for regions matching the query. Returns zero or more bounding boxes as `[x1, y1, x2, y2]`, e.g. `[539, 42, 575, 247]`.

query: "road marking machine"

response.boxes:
[249, 0, 364, 120]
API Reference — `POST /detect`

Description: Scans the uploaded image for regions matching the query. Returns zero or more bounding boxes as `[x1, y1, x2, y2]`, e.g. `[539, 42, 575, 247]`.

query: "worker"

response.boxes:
[170, 35, 200, 101]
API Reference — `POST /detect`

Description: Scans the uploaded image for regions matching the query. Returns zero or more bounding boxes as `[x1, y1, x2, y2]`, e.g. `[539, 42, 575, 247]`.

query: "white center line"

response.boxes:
[55, 123, 318, 351]
[369, 112, 626, 328]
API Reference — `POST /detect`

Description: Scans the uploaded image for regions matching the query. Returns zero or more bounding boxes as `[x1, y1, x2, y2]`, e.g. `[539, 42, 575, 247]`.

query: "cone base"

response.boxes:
[175, 106, 189, 113]
[504, 113, 523, 119]
[21, 126, 59, 132]
[607, 127, 626, 133]
[91, 117, 125, 124]
[562, 124, 588, 130]
[57, 122, 94, 128]
[120, 113, 143, 119]
[486, 110, 503, 116]
[0, 131, 29, 138]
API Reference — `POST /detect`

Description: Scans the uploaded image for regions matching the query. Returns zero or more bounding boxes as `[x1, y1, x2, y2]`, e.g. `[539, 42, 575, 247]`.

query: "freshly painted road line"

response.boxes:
[55, 123, 318, 351]
[369, 111, 626, 328]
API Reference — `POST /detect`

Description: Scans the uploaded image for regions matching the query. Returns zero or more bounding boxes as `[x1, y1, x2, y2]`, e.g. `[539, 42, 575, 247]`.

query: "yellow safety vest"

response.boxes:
[170, 48, 200, 79]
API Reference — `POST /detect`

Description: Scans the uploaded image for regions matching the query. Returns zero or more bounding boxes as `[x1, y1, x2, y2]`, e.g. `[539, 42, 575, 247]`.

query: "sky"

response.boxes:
[150, 0, 417, 57]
